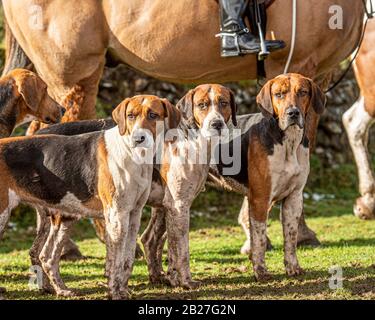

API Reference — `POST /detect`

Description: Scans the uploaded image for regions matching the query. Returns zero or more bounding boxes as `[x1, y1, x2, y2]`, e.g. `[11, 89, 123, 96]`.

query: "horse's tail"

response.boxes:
[2, 10, 33, 76]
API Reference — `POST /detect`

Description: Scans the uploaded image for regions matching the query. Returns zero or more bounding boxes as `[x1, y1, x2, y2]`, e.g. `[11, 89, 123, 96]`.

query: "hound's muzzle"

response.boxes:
[283, 106, 304, 130]
[130, 129, 154, 149]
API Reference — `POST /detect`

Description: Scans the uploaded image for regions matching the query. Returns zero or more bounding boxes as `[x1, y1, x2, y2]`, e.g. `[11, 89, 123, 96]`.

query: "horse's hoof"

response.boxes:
[61, 240, 84, 261]
[297, 228, 321, 247]
[354, 196, 375, 220]
[61, 250, 84, 261]
[297, 237, 321, 247]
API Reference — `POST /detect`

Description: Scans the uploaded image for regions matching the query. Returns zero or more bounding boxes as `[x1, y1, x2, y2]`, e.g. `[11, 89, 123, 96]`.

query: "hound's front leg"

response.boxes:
[104, 207, 130, 300]
[39, 216, 76, 297]
[122, 206, 145, 291]
[249, 200, 271, 282]
[238, 197, 273, 254]
[29, 206, 54, 293]
[141, 207, 168, 285]
[165, 199, 200, 289]
[281, 191, 305, 276]
[0, 194, 20, 295]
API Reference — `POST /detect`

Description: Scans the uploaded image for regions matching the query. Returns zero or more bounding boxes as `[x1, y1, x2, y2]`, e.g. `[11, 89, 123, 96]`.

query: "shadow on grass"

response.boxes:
[136, 266, 375, 300]
[2, 263, 375, 300]
[322, 238, 375, 248]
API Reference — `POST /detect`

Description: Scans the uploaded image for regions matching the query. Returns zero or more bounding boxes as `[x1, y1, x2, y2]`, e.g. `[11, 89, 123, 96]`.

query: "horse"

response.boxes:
[343, 18, 375, 220]
[1, 0, 365, 250]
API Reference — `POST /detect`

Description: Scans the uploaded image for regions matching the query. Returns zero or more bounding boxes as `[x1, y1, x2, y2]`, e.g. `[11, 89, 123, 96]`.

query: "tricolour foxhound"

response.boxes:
[0, 69, 63, 138]
[0, 95, 180, 299]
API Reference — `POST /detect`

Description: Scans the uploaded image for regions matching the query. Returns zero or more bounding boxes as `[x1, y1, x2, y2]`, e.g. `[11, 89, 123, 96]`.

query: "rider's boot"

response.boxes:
[217, 0, 285, 57]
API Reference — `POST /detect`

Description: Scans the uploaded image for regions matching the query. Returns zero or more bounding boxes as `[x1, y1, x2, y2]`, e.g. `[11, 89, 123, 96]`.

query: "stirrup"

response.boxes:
[215, 28, 250, 56]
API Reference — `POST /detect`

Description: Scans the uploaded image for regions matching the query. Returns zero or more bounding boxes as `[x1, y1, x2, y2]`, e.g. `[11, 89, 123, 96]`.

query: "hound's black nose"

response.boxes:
[211, 120, 224, 131]
[287, 107, 300, 119]
[133, 135, 146, 144]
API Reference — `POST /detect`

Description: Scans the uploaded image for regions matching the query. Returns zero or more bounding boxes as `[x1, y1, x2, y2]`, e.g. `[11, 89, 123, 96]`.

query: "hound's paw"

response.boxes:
[149, 273, 169, 286]
[254, 268, 272, 282]
[181, 280, 201, 290]
[166, 272, 180, 288]
[109, 290, 130, 300]
[41, 283, 55, 294]
[285, 265, 305, 277]
[56, 289, 76, 297]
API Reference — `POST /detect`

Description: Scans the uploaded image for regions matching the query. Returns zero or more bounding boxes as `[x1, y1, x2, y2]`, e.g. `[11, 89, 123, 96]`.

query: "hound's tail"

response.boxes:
[2, 12, 33, 76]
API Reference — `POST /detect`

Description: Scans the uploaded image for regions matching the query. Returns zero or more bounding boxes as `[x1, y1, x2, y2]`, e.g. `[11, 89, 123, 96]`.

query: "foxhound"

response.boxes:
[0, 69, 63, 138]
[143, 74, 326, 283]
[31, 84, 238, 290]
[0, 95, 180, 299]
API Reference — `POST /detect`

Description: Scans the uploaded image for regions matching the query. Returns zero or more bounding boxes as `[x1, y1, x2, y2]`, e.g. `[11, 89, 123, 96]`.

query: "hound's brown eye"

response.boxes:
[127, 113, 135, 120]
[149, 112, 159, 120]
[198, 102, 208, 110]
[197, 103, 208, 110]
[298, 90, 308, 97]
[219, 101, 229, 108]
[275, 93, 283, 98]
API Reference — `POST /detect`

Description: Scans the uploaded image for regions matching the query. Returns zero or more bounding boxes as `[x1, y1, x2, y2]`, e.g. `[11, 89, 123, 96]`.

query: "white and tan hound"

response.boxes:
[0, 69, 63, 138]
[143, 74, 326, 282]
[34, 84, 237, 290]
[0, 95, 180, 299]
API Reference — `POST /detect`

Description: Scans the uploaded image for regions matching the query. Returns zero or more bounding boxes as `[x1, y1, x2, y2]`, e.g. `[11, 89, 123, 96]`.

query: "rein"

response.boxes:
[325, 0, 374, 93]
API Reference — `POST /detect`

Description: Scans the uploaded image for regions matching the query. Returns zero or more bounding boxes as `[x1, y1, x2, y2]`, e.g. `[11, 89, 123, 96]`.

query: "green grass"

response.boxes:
[2, 159, 375, 300]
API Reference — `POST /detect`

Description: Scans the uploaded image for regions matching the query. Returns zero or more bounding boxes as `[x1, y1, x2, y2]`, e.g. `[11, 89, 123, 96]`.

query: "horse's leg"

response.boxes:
[140, 207, 168, 284]
[238, 197, 272, 254]
[295, 94, 322, 247]
[343, 97, 375, 219]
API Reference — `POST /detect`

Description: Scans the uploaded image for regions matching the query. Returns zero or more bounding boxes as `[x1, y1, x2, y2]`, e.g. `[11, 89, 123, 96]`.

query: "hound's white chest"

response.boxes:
[268, 130, 309, 202]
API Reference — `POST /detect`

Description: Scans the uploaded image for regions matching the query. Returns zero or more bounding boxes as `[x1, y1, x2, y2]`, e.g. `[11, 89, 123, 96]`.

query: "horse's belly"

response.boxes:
[105, 0, 258, 83]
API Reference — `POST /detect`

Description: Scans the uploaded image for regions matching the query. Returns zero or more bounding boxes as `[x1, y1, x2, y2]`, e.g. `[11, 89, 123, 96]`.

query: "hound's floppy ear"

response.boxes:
[309, 80, 326, 115]
[229, 89, 237, 126]
[176, 89, 195, 125]
[14, 70, 47, 112]
[256, 80, 274, 118]
[162, 98, 181, 129]
[112, 98, 131, 136]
